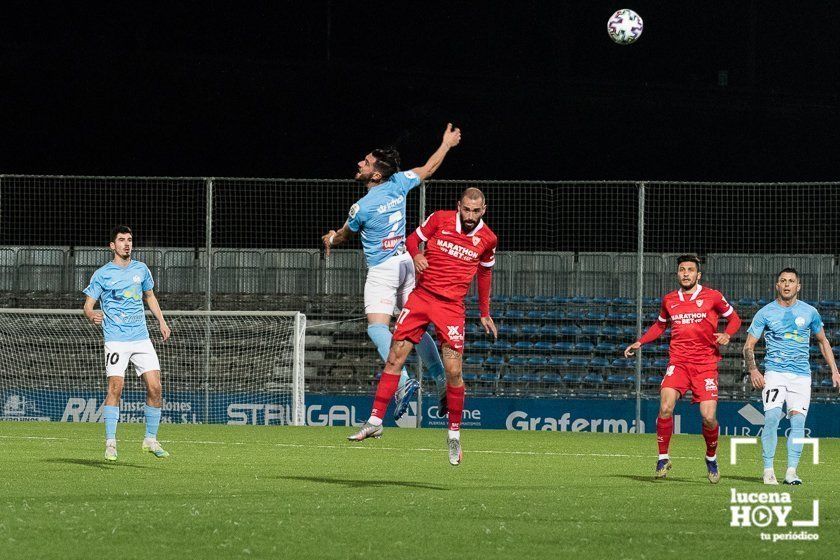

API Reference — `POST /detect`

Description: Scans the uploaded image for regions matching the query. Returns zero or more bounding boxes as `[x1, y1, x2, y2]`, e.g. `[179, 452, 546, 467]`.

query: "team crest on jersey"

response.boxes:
[472, 236, 481, 246]
[665, 365, 675, 377]
[795, 316, 806, 328]
[696, 299, 703, 307]
[132, 275, 141, 283]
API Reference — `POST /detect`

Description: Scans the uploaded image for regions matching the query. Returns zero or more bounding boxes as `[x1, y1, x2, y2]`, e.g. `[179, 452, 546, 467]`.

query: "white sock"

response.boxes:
[448, 429, 460, 440]
[764, 467, 775, 474]
[658, 453, 669, 460]
[706, 454, 717, 462]
[785, 467, 797, 479]
[106, 438, 116, 447]
[367, 416, 383, 427]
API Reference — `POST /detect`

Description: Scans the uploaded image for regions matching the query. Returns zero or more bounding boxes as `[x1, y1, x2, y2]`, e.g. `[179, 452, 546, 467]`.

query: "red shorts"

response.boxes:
[392, 289, 465, 353]
[661, 362, 719, 403]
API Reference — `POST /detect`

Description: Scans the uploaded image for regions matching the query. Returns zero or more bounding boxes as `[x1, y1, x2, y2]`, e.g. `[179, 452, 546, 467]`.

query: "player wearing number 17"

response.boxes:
[624, 255, 741, 483]
[83, 226, 171, 462]
[348, 188, 498, 466]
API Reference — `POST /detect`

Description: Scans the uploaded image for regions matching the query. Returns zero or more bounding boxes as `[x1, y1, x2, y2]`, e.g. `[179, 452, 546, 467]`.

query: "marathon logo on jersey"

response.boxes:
[436, 239, 478, 261]
[381, 235, 404, 250]
[670, 312, 707, 325]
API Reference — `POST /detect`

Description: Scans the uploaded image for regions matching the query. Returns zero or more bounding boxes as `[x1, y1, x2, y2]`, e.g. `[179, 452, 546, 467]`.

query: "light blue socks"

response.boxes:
[416, 332, 446, 392]
[787, 412, 806, 469]
[144, 404, 162, 440]
[103, 405, 119, 441]
[761, 407, 784, 469]
[367, 323, 409, 389]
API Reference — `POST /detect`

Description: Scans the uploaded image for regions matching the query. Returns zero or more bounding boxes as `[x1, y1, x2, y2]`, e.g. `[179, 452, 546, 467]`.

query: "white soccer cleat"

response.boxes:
[783, 468, 802, 485]
[347, 422, 383, 441]
[142, 438, 170, 458]
[105, 439, 117, 462]
[447, 434, 462, 466]
[763, 468, 779, 485]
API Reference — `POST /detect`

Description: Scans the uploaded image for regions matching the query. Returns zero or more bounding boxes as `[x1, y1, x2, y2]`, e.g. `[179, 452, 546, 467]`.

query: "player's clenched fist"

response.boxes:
[89, 311, 103, 326]
[321, 230, 337, 257]
[413, 253, 429, 273]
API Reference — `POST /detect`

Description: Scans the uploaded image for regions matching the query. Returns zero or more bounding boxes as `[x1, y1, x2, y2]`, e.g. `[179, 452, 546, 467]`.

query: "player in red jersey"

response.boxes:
[347, 187, 498, 466]
[624, 254, 741, 483]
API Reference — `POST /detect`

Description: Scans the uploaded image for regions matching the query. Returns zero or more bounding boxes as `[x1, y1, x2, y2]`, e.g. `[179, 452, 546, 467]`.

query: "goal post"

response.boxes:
[0, 309, 306, 426]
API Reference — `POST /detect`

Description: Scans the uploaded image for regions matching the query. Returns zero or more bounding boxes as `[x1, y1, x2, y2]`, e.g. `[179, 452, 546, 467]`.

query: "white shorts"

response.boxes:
[104, 339, 161, 377]
[364, 251, 415, 315]
[762, 371, 811, 417]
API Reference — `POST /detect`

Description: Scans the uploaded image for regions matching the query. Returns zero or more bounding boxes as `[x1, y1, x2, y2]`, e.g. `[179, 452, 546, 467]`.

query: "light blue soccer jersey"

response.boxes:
[346, 170, 422, 268]
[747, 300, 823, 377]
[83, 260, 154, 342]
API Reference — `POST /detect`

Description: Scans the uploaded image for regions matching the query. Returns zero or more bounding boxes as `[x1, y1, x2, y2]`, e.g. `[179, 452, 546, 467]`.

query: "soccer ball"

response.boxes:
[607, 9, 644, 45]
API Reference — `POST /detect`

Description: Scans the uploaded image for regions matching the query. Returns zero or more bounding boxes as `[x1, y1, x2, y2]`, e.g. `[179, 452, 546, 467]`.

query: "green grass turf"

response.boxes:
[0, 422, 837, 559]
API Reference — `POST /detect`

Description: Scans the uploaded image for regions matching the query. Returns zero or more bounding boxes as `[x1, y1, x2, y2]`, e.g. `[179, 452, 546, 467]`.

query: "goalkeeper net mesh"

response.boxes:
[0, 309, 305, 425]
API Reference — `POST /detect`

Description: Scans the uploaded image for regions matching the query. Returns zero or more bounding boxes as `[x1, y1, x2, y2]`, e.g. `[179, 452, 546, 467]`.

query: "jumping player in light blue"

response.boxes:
[322, 124, 460, 420]
[83, 225, 171, 461]
[743, 268, 840, 485]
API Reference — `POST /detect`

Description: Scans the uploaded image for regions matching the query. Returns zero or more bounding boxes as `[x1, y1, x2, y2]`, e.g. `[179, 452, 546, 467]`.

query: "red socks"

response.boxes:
[702, 423, 719, 458]
[656, 416, 674, 456]
[370, 372, 401, 419]
[446, 384, 466, 431]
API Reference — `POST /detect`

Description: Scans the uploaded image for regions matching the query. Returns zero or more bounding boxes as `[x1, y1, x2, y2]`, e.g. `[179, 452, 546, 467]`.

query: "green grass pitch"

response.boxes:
[1, 422, 837, 559]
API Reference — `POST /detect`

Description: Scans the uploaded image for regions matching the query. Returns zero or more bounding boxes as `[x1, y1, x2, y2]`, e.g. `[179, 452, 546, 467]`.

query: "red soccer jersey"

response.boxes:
[656, 285, 735, 365]
[412, 210, 497, 303]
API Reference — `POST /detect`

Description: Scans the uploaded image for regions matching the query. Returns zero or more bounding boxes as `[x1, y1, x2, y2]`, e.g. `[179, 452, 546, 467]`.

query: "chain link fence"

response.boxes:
[2, 175, 839, 402]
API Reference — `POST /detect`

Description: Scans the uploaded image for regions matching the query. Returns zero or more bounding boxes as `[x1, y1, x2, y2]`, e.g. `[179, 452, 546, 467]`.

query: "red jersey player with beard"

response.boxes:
[348, 188, 498, 466]
[624, 254, 741, 483]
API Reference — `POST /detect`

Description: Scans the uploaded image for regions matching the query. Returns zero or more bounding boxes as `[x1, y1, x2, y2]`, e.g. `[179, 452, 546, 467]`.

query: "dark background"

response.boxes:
[2, 1, 838, 182]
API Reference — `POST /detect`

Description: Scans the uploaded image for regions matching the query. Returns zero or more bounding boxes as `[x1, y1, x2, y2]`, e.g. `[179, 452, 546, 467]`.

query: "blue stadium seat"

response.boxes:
[538, 325, 560, 337]
[584, 311, 606, 321]
[562, 373, 582, 384]
[485, 355, 505, 366]
[612, 297, 633, 306]
[533, 295, 552, 304]
[560, 325, 581, 337]
[646, 375, 664, 385]
[611, 358, 632, 370]
[527, 310, 546, 320]
[528, 357, 549, 367]
[497, 324, 518, 337]
[462, 372, 479, 382]
[508, 356, 528, 366]
[590, 357, 610, 369]
[652, 357, 669, 369]
[465, 323, 480, 335]
[479, 372, 500, 383]
[503, 373, 523, 383]
[465, 356, 484, 366]
[583, 373, 604, 385]
[534, 341, 555, 352]
[809, 345, 820, 356]
[521, 373, 542, 383]
[643, 298, 659, 306]
[542, 373, 563, 384]
[573, 341, 595, 353]
[514, 341, 534, 352]
[466, 308, 481, 318]
[568, 357, 589, 368]
[492, 295, 510, 304]
[543, 310, 565, 320]
[472, 340, 492, 350]
[580, 325, 601, 337]
[594, 342, 617, 354]
[571, 296, 591, 304]
[521, 324, 540, 336]
[606, 311, 627, 321]
[592, 297, 611, 305]
[493, 340, 513, 351]
[606, 374, 629, 385]
[554, 341, 574, 353]
[511, 295, 530, 303]
[820, 378, 834, 388]
[548, 356, 567, 367]
[600, 325, 622, 338]
[504, 309, 525, 319]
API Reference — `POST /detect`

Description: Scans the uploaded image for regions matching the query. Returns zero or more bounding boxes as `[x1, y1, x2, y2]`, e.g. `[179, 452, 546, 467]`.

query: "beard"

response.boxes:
[679, 279, 697, 291]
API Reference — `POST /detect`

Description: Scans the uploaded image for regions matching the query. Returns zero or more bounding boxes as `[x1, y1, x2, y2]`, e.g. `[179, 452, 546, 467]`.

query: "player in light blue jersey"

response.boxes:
[322, 124, 461, 421]
[83, 225, 172, 461]
[743, 268, 840, 485]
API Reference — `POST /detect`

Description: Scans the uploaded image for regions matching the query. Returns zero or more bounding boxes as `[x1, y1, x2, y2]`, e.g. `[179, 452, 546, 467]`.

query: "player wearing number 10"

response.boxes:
[743, 268, 840, 485]
[82, 226, 171, 461]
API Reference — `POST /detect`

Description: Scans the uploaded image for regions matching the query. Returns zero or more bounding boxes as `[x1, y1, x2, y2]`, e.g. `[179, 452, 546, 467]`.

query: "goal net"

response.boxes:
[0, 309, 306, 425]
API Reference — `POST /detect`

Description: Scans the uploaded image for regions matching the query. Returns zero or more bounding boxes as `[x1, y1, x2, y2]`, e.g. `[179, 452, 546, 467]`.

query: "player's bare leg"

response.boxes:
[141, 370, 169, 458]
[366, 313, 417, 421]
[103, 375, 124, 461]
[348, 339, 414, 441]
[699, 400, 720, 483]
[442, 345, 464, 466]
[655, 388, 679, 478]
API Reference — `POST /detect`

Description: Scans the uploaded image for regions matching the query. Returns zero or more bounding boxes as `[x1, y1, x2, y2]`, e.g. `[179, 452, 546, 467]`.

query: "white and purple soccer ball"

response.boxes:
[607, 9, 644, 45]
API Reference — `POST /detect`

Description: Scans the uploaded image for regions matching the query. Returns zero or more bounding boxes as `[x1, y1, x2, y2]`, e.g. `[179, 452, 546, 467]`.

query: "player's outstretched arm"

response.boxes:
[83, 296, 103, 326]
[411, 123, 461, 181]
[814, 329, 840, 391]
[321, 222, 354, 258]
[144, 290, 170, 341]
[624, 320, 667, 357]
[743, 333, 764, 389]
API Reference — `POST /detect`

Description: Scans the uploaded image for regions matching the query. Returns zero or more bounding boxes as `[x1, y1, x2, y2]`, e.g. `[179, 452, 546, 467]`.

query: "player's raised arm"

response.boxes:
[743, 333, 764, 389]
[411, 123, 461, 181]
[813, 329, 840, 391]
[144, 290, 170, 341]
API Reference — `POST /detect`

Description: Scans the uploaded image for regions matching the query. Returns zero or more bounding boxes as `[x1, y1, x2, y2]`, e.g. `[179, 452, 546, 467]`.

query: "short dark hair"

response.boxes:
[370, 147, 400, 179]
[777, 267, 799, 281]
[110, 225, 132, 243]
[460, 187, 486, 204]
[676, 254, 701, 271]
